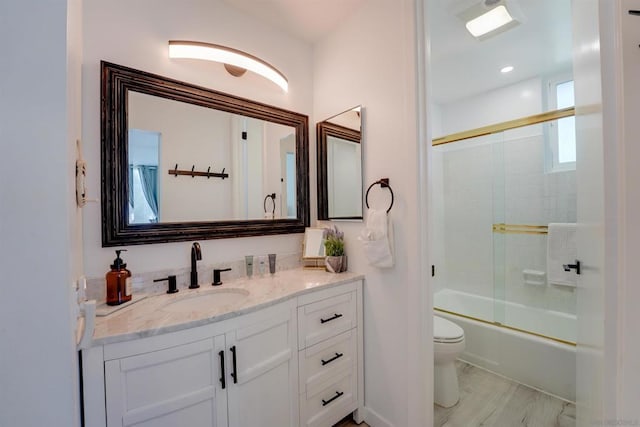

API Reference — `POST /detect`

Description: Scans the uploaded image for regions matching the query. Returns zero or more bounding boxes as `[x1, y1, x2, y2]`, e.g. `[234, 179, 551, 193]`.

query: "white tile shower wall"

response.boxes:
[502, 132, 577, 315]
[442, 143, 495, 299]
[432, 149, 447, 293]
[438, 126, 577, 315]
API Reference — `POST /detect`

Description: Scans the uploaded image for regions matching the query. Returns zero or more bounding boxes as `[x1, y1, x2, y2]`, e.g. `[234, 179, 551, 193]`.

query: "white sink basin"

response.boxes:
[161, 288, 250, 313]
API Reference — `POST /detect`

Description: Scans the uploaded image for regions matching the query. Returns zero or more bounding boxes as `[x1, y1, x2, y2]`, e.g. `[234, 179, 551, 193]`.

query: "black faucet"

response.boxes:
[213, 268, 232, 286]
[154, 275, 178, 294]
[190, 242, 202, 289]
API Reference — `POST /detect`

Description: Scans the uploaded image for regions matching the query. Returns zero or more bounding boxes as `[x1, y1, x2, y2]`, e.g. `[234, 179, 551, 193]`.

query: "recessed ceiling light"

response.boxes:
[500, 65, 514, 73]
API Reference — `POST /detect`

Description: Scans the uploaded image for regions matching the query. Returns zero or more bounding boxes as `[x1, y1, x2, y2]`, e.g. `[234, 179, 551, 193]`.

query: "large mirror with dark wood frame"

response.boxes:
[101, 61, 309, 246]
[317, 106, 363, 220]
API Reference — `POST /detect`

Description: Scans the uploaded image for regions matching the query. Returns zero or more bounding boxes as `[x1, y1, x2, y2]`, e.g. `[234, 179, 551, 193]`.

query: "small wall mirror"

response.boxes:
[302, 227, 326, 259]
[317, 106, 363, 220]
[302, 227, 326, 269]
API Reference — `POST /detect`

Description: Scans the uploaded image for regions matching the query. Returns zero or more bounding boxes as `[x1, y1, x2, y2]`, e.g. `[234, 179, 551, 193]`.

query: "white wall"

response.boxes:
[129, 92, 234, 222]
[82, 0, 314, 277]
[314, 1, 422, 425]
[436, 77, 544, 137]
[0, 0, 82, 425]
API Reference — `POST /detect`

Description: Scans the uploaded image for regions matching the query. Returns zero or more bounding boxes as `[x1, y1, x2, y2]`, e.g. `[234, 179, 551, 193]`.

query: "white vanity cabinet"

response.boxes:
[82, 278, 363, 427]
[297, 281, 364, 427]
[225, 305, 298, 427]
[104, 336, 227, 427]
[84, 300, 298, 427]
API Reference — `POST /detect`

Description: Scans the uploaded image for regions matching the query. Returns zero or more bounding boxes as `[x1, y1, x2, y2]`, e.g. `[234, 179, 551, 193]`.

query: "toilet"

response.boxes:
[433, 315, 465, 408]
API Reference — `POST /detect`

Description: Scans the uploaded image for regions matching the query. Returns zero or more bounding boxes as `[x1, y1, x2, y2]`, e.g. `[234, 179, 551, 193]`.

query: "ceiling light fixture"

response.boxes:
[500, 65, 514, 73]
[168, 40, 288, 92]
[459, 0, 522, 40]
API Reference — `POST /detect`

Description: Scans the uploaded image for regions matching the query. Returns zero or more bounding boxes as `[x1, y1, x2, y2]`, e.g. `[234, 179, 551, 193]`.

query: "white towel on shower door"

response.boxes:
[359, 209, 394, 268]
[546, 223, 577, 287]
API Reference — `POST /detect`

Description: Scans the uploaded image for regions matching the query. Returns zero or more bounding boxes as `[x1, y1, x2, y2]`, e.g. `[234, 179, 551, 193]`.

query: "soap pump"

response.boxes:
[106, 249, 132, 306]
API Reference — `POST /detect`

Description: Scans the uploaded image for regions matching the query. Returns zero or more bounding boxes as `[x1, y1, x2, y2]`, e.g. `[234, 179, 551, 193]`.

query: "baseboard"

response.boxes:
[363, 407, 394, 427]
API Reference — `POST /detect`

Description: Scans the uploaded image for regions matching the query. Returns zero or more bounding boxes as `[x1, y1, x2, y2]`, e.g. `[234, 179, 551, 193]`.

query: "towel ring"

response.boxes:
[263, 193, 276, 215]
[365, 178, 394, 213]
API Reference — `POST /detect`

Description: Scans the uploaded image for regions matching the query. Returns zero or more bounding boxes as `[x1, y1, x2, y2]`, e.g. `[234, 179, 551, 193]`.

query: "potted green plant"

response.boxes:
[323, 226, 346, 273]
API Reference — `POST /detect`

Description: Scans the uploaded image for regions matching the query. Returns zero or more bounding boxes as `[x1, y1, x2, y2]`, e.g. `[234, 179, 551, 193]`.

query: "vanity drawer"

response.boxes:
[300, 368, 357, 427]
[298, 290, 357, 350]
[299, 329, 357, 393]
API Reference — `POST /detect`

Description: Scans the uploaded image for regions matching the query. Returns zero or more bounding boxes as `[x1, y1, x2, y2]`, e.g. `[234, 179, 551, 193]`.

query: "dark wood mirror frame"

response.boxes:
[316, 121, 362, 220]
[101, 61, 309, 246]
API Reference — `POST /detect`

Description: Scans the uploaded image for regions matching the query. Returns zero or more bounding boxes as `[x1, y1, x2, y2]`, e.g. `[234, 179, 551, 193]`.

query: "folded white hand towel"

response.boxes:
[360, 209, 394, 268]
[547, 223, 577, 287]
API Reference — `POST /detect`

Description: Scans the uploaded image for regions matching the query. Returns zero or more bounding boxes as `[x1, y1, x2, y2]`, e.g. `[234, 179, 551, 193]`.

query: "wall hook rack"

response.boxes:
[169, 163, 229, 180]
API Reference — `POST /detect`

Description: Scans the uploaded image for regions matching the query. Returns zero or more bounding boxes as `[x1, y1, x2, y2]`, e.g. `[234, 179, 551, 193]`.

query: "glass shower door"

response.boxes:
[433, 131, 504, 324]
[493, 121, 577, 343]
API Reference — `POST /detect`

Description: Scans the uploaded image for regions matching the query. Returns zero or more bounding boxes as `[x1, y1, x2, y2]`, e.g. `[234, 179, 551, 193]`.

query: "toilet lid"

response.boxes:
[434, 316, 464, 343]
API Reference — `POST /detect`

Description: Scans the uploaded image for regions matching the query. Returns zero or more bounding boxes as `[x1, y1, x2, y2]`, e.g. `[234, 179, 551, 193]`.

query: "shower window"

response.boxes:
[546, 78, 576, 172]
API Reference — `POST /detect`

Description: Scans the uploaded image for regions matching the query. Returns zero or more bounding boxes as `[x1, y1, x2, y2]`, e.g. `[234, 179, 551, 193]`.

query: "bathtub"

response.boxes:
[434, 289, 576, 402]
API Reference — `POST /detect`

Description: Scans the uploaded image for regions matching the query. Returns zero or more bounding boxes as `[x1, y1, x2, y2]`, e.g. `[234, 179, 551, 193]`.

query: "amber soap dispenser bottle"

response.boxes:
[106, 249, 132, 306]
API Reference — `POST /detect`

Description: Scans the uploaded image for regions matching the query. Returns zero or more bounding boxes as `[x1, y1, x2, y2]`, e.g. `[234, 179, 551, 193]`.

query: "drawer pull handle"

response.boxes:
[322, 391, 344, 407]
[218, 350, 226, 389]
[321, 352, 344, 366]
[320, 313, 343, 324]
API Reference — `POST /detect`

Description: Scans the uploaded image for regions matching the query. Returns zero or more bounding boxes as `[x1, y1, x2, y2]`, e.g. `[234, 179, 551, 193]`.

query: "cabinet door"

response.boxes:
[226, 305, 298, 427]
[104, 336, 227, 427]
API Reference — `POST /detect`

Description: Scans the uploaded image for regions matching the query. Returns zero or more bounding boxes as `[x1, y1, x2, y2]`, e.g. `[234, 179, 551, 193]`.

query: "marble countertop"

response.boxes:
[92, 268, 364, 346]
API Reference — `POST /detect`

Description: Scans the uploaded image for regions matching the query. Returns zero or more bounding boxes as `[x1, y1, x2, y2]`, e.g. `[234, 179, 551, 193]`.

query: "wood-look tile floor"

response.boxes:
[333, 415, 369, 427]
[435, 361, 576, 427]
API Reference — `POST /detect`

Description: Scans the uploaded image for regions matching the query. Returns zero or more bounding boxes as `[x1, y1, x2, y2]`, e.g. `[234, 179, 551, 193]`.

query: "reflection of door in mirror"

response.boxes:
[128, 129, 160, 224]
[327, 135, 362, 217]
[128, 91, 296, 223]
[280, 135, 296, 218]
[231, 116, 263, 219]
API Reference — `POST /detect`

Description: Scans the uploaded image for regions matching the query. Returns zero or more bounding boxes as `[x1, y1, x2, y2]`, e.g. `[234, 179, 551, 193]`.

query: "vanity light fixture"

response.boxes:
[459, 0, 522, 40]
[168, 40, 288, 92]
[500, 65, 514, 73]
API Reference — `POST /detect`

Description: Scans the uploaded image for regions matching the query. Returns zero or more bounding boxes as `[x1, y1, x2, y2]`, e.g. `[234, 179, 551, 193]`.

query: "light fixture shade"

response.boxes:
[168, 41, 288, 92]
[465, 5, 513, 37]
[458, 1, 521, 40]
